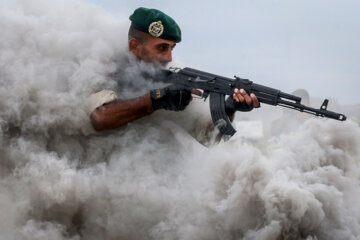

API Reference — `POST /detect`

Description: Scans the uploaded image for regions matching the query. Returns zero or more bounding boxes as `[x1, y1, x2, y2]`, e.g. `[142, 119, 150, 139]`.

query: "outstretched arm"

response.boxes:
[90, 86, 197, 131]
[90, 94, 154, 131]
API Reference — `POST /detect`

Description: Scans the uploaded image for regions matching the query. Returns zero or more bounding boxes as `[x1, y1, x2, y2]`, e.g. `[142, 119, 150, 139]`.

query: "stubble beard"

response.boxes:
[140, 47, 169, 68]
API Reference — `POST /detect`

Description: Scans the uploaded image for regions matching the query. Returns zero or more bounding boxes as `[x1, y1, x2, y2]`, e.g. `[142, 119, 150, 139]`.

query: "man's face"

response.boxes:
[130, 37, 176, 67]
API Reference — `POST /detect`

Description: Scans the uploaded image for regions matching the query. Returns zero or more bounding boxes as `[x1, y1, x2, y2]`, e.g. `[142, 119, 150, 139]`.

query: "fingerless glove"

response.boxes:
[150, 85, 192, 111]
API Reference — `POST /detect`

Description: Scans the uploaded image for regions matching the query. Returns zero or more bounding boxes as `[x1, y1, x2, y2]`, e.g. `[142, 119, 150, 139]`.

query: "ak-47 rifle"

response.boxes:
[160, 67, 347, 138]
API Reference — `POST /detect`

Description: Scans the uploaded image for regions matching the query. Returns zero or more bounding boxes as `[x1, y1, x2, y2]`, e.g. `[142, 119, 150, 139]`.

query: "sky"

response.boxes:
[83, 0, 360, 105]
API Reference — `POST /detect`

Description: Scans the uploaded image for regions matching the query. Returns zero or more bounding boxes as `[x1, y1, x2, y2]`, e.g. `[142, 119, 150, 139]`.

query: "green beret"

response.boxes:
[129, 7, 182, 43]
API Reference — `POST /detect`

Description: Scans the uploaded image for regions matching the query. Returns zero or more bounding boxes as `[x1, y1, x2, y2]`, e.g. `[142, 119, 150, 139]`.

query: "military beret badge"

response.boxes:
[148, 21, 164, 37]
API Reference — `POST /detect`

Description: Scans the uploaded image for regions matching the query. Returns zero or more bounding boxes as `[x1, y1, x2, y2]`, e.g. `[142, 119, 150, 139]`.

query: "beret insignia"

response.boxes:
[148, 21, 164, 37]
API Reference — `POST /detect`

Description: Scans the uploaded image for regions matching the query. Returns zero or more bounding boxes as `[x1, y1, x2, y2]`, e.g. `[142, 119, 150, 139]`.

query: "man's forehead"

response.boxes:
[146, 37, 176, 46]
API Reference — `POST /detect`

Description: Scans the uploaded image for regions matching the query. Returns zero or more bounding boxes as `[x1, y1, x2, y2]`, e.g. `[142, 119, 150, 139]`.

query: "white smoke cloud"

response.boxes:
[0, 1, 360, 240]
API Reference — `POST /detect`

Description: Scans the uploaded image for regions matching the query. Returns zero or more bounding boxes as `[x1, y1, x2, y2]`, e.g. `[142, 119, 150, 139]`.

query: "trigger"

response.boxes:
[202, 91, 209, 101]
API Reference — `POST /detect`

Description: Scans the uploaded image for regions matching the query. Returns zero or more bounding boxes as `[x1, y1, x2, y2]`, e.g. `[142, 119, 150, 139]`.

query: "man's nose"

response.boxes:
[163, 49, 172, 62]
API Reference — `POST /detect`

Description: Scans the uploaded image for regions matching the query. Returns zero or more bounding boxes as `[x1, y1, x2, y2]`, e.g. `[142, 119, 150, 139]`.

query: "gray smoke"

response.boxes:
[1, 1, 360, 240]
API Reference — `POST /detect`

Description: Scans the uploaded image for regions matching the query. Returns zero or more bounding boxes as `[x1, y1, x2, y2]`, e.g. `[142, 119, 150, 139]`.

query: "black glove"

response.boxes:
[225, 96, 255, 116]
[150, 85, 192, 111]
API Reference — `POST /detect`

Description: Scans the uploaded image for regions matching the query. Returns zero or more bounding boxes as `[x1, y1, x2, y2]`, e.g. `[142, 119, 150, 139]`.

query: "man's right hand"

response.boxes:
[150, 85, 192, 111]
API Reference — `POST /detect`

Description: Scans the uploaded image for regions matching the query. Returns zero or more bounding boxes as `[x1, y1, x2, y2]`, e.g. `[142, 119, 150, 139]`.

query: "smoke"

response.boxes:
[1, 1, 360, 240]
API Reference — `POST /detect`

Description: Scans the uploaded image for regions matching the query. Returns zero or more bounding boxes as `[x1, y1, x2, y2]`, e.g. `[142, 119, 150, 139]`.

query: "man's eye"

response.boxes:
[157, 45, 168, 51]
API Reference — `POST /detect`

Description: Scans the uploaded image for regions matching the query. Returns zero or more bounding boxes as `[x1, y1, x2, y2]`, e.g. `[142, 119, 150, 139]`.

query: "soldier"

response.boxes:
[89, 7, 259, 133]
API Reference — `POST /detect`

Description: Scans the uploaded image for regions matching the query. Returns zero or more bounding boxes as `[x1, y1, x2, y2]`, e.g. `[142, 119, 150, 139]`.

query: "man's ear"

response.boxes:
[129, 38, 141, 56]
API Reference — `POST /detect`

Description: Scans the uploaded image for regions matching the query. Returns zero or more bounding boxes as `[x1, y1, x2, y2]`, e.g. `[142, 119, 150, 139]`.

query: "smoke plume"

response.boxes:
[0, 1, 359, 240]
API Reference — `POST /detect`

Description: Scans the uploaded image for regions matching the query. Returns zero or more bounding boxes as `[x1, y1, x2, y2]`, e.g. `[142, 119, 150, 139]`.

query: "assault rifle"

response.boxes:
[160, 67, 346, 138]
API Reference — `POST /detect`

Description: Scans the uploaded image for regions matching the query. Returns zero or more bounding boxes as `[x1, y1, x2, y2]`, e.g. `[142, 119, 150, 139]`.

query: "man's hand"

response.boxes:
[233, 88, 260, 107]
[225, 88, 260, 116]
[150, 85, 192, 111]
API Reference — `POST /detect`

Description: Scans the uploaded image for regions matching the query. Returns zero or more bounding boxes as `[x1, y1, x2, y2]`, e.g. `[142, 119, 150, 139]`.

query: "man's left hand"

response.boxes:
[225, 88, 260, 116]
[233, 88, 260, 108]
